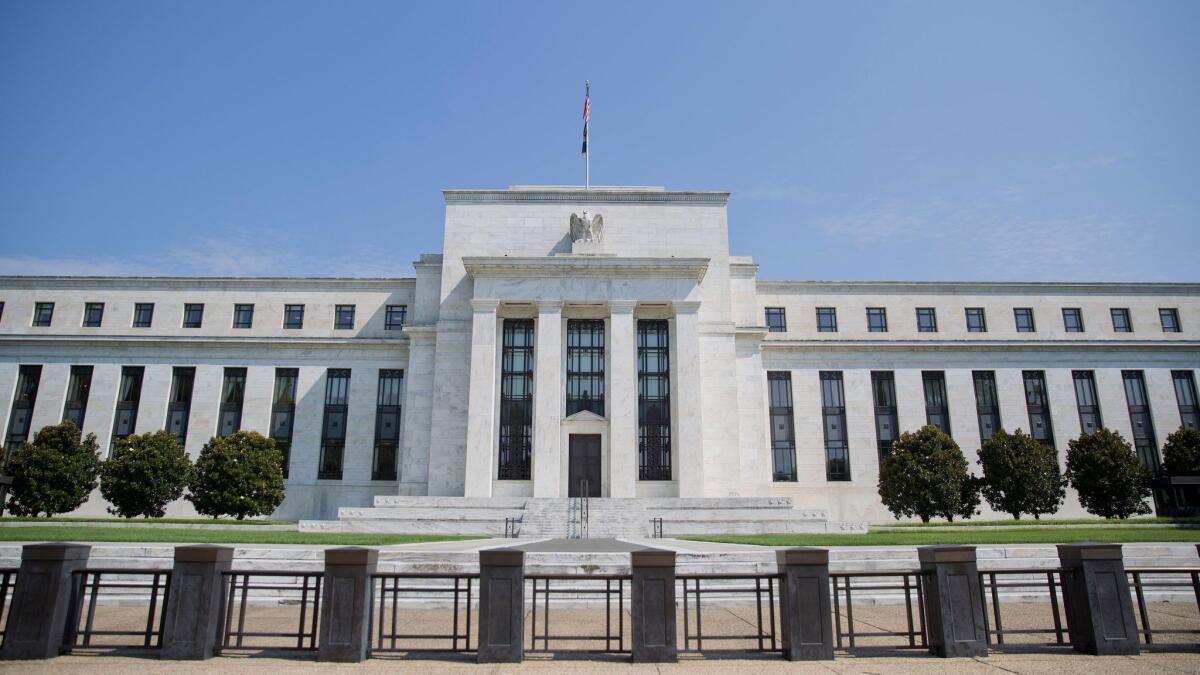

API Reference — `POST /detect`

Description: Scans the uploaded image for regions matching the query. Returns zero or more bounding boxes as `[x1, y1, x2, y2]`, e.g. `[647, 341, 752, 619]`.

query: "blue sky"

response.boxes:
[2, 0, 1197, 281]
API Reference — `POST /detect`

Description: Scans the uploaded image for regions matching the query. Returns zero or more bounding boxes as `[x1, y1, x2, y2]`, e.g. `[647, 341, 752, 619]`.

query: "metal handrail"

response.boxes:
[581, 478, 589, 539]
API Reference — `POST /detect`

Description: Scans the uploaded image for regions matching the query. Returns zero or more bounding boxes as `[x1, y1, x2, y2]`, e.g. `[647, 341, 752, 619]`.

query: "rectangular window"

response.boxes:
[923, 371, 951, 436]
[372, 369, 403, 481]
[218, 367, 247, 437]
[916, 307, 938, 332]
[866, 308, 888, 333]
[133, 303, 154, 328]
[111, 366, 145, 449]
[566, 319, 605, 416]
[767, 372, 796, 481]
[820, 372, 850, 481]
[233, 304, 254, 329]
[284, 304, 305, 329]
[183, 303, 204, 328]
[166, 367, 195, 444]
[973, 371, 1001, 443]
[637, 319, 671, 480]
[32, 302, 54, 326]
[965, 307, 987, 332]
[1062, 308, 1084, 333]
[816, 307, 838, 332]
[1023, 370, 1055, 449]
[385, 305, 408, 330]
[1173, 370, 1199, 431]
[271, 368, 299, 478]
[335, 304, 356, 330]
[1072, 371, 1103, 434]
[1123, 370, 1159, 473]
[1161, 308, 1181, 333]
[1111, 308, 1132, 333]
[765, 307, 787, 332]
[1014, 308, 1036, 332]
[319, 369, 351, 480]
[499, 320, 534, 480]
[5, 365, 42, 458]
[83, 302, 104, 328]
[871, 371, 899, 462]
[62, 365, 93, 430]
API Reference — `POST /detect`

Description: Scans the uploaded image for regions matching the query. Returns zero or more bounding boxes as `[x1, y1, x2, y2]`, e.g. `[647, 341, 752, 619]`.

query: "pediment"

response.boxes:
[564, 410, 606, 423]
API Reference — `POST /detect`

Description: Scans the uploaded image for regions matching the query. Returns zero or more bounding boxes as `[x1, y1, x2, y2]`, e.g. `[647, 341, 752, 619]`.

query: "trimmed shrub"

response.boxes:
[978, 428, 1067, 520]
[879, 425, 980, 522]
[99, 430, 192, 518]
[1162, 427, 1200, 477]
[1065, 428, 1152, 519]
[187, 431, 285, 520]
[6, 421, 101, 517]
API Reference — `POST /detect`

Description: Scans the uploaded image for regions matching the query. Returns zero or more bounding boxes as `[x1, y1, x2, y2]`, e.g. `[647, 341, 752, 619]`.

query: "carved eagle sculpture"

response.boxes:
[569, 210, 604, 243]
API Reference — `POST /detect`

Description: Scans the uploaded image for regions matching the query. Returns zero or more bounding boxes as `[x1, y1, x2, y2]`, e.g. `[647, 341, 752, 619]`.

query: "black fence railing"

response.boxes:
[679, 573, 782, 654]
[220, 570, 322, 651]
[504, 518, 520, 538]
[70, 568, 171, 650]
[831, 570, 928, 650]
[978, 568, 1071, 646]
[527, 574, 628, 653]
[1126, 567, 1200, 645]
[370, 573, 475, 653]
[0, 568, 15, 648]
[650, 518, 663, 538]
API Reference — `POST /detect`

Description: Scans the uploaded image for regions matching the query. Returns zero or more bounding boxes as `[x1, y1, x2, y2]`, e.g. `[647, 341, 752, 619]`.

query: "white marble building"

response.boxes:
[1, 185, 1197, 523]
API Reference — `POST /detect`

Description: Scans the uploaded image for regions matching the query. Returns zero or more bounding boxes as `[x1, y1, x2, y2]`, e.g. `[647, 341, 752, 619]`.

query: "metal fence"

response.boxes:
[71, 568, 171, 650]
[220, 570, 322, 651]
[1126, 566, 1200, 645]
[527, 574, 628, 653]
[0, 568, 15, 648]
[978, 568, 1071, 646]
[679, 573, 782, 654]
[831, 570, 928, 650]
[369, 573, 475, 653]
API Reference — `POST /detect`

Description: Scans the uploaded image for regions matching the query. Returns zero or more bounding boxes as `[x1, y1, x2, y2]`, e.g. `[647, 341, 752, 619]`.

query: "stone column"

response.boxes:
[673, 301, 705, 496]
[160, 545, 234, 660]
[1057, 543, 1139, 655]
[917, 545, 988, 657]
[777, 548, 834, 661]
[477, 548, 525, 664]
[318, 547, 379, 662]
[463, 299, 500, 498]
[533, 301, 563, 497]
[608, 301, 638, 497]
[631, 548, 677, 663]
[399, 326, 437, 493]
[0, 543, 91, 660]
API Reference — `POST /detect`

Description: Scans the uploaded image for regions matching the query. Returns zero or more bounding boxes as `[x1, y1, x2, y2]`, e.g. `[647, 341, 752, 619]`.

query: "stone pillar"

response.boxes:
[318, 547, 378, 662]
[777, 548, 833, 661]
[160, 545, 234, 660]
[0, 543, 91, 660]
[399, 326, 437, 493]
[533, 301, 563, 497]
[673, 301, 705, 496]
[477, 548, 524, 664]
[463, 299, 500, 498]
[631, 548, 677, 663]
[1057, 543, 1139, 655]
[917, 545, 987, 657]
[608, 301, 638, 497]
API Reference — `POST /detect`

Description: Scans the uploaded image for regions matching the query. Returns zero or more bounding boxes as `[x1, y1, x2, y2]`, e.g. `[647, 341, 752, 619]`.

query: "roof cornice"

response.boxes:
[444, 189, 728, 205]
[0, 276, 415, 291]
[757, 280, 1200, 295]
[761, 338, 1200, 353]
[462, 256, 710, 283]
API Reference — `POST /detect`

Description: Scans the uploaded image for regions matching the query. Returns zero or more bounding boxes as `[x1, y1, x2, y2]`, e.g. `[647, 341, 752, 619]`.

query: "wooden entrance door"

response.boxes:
[568, 434, 601, 497]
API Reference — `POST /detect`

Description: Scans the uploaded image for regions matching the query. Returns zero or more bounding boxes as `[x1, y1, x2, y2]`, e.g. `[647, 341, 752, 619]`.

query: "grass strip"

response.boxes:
[0, 516, 295, 526]
[0, 525, 481, 546]
[887, 517, 1200, 528]
[686, 527, 1200, 547]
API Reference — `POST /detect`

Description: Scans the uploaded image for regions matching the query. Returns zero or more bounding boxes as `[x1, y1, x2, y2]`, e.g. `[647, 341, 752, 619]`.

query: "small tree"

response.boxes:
[1162, 427, 1200, 477]
[187, 431, 285, 520]
[100, 430, 192, 518]
[879, 425, 979, 522]
[6, 421, 101, 517]
[1065, 428, 1152, 519]
[978, 428, 1067, 520]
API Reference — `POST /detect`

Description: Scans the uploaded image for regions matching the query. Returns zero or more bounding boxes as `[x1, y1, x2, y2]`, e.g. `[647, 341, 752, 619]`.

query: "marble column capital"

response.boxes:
[673, 300, 702, 315]
[471, 299, 501, 313]
[609, 300, 638, 314]
[535, 300, 564, 313]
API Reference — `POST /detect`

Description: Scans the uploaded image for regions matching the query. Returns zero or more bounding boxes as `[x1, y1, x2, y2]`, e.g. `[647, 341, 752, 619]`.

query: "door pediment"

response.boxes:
[564, 409, 606, 423]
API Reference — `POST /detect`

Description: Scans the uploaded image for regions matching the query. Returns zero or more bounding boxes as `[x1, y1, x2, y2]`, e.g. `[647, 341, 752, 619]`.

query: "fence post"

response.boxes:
[777, 547, 833, 660]
[318, 546, 378, 662]
[0, 542, 91, 660]
[631, 548, 676, 663]
[160, 544, 234, 660]
[917, 545, 987, 657]
[477, 548, 524, 663]
[1056, 543, 1139, 655]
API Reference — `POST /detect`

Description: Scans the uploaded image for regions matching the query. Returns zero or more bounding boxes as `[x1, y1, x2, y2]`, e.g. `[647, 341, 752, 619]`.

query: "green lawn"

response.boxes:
[687, 527, 1200, 547]
[887, 517, 1200, 528]
[0, 525, 481, 546]
[0, 516, 295, 526]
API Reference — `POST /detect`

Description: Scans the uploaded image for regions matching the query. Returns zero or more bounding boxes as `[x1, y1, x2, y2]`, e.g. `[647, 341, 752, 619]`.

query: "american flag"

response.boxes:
[581, 82, 589, 155]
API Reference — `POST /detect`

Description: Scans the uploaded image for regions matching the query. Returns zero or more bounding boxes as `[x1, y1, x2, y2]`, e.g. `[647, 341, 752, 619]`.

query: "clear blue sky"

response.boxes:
[2, 0, 1197, 281]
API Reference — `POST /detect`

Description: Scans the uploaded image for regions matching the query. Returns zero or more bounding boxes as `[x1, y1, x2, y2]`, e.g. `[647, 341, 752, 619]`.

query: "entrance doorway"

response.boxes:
[568, 434, 602, 497]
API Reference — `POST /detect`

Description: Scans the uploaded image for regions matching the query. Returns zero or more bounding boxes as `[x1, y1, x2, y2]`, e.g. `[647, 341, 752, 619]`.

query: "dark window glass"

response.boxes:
[923, 371, 951, 436]
[373, 369, 403, 480]
[284, 304, 305, 329]
[767, 372, 796, 481]
[111, 366, 144, 450]
[1062, 308, 1084, 333]
[319, 368, 351, 479]
[499, 320, 534, 480]
[1173, 370, 1199, 431]
[765, 307, 787, 332]
[821, 372, 850, 481]
[638, 319, 671, 480]
[218, 368, 247, 437]
[0, 301, 5, 323]
[83, 302, 104, 327]
[183, 303, 203, 328]
[866, 308, 888, 333]
[271, 368, 299, 478]
[166, 367, 195, 444]
[567, 319, 605, 416]
[965, 307, 987, 333]
[1014, 308, 1036, 332]
[33, 302, 53, 326]
[1023, 370, 1055, 449]
[1122, 370, 1159, 473]
[816, 307, 837, 333]
[973, 371, 1001, 443]
[1072, 370, 1103, 434]
[385, 305, 408, 330]
[233, 304, 254, 329]
[62, 365, 93, 430]
[916, 308, 938, 332]
[1160, 308, 1181, 333]
[871, 371, 899, 462]
[335, 304, 355, 330]
[1111, 308, 1132, 333]
[5, 365, 42, 459]
[133, 303, 154, 327]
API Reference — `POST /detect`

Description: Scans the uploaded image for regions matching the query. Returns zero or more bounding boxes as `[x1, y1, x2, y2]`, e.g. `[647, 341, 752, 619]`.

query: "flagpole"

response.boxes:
[584, 81, 590, 191]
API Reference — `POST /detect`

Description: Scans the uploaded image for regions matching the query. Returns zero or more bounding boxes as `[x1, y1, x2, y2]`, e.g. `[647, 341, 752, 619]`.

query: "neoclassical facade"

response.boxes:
[1, 186, 1197, 522]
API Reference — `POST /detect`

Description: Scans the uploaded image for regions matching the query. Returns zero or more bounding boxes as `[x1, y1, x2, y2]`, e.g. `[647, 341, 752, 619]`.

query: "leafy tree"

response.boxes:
[99, 430, 192, 518]
[6, 421, 101, 517]
[1162, 427, 1200, 477]
[187, 431, 285, 520]
[1065, 428, 1152, 519]
[978, 428, 1067, 520]
[879, 425, 980, 522]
